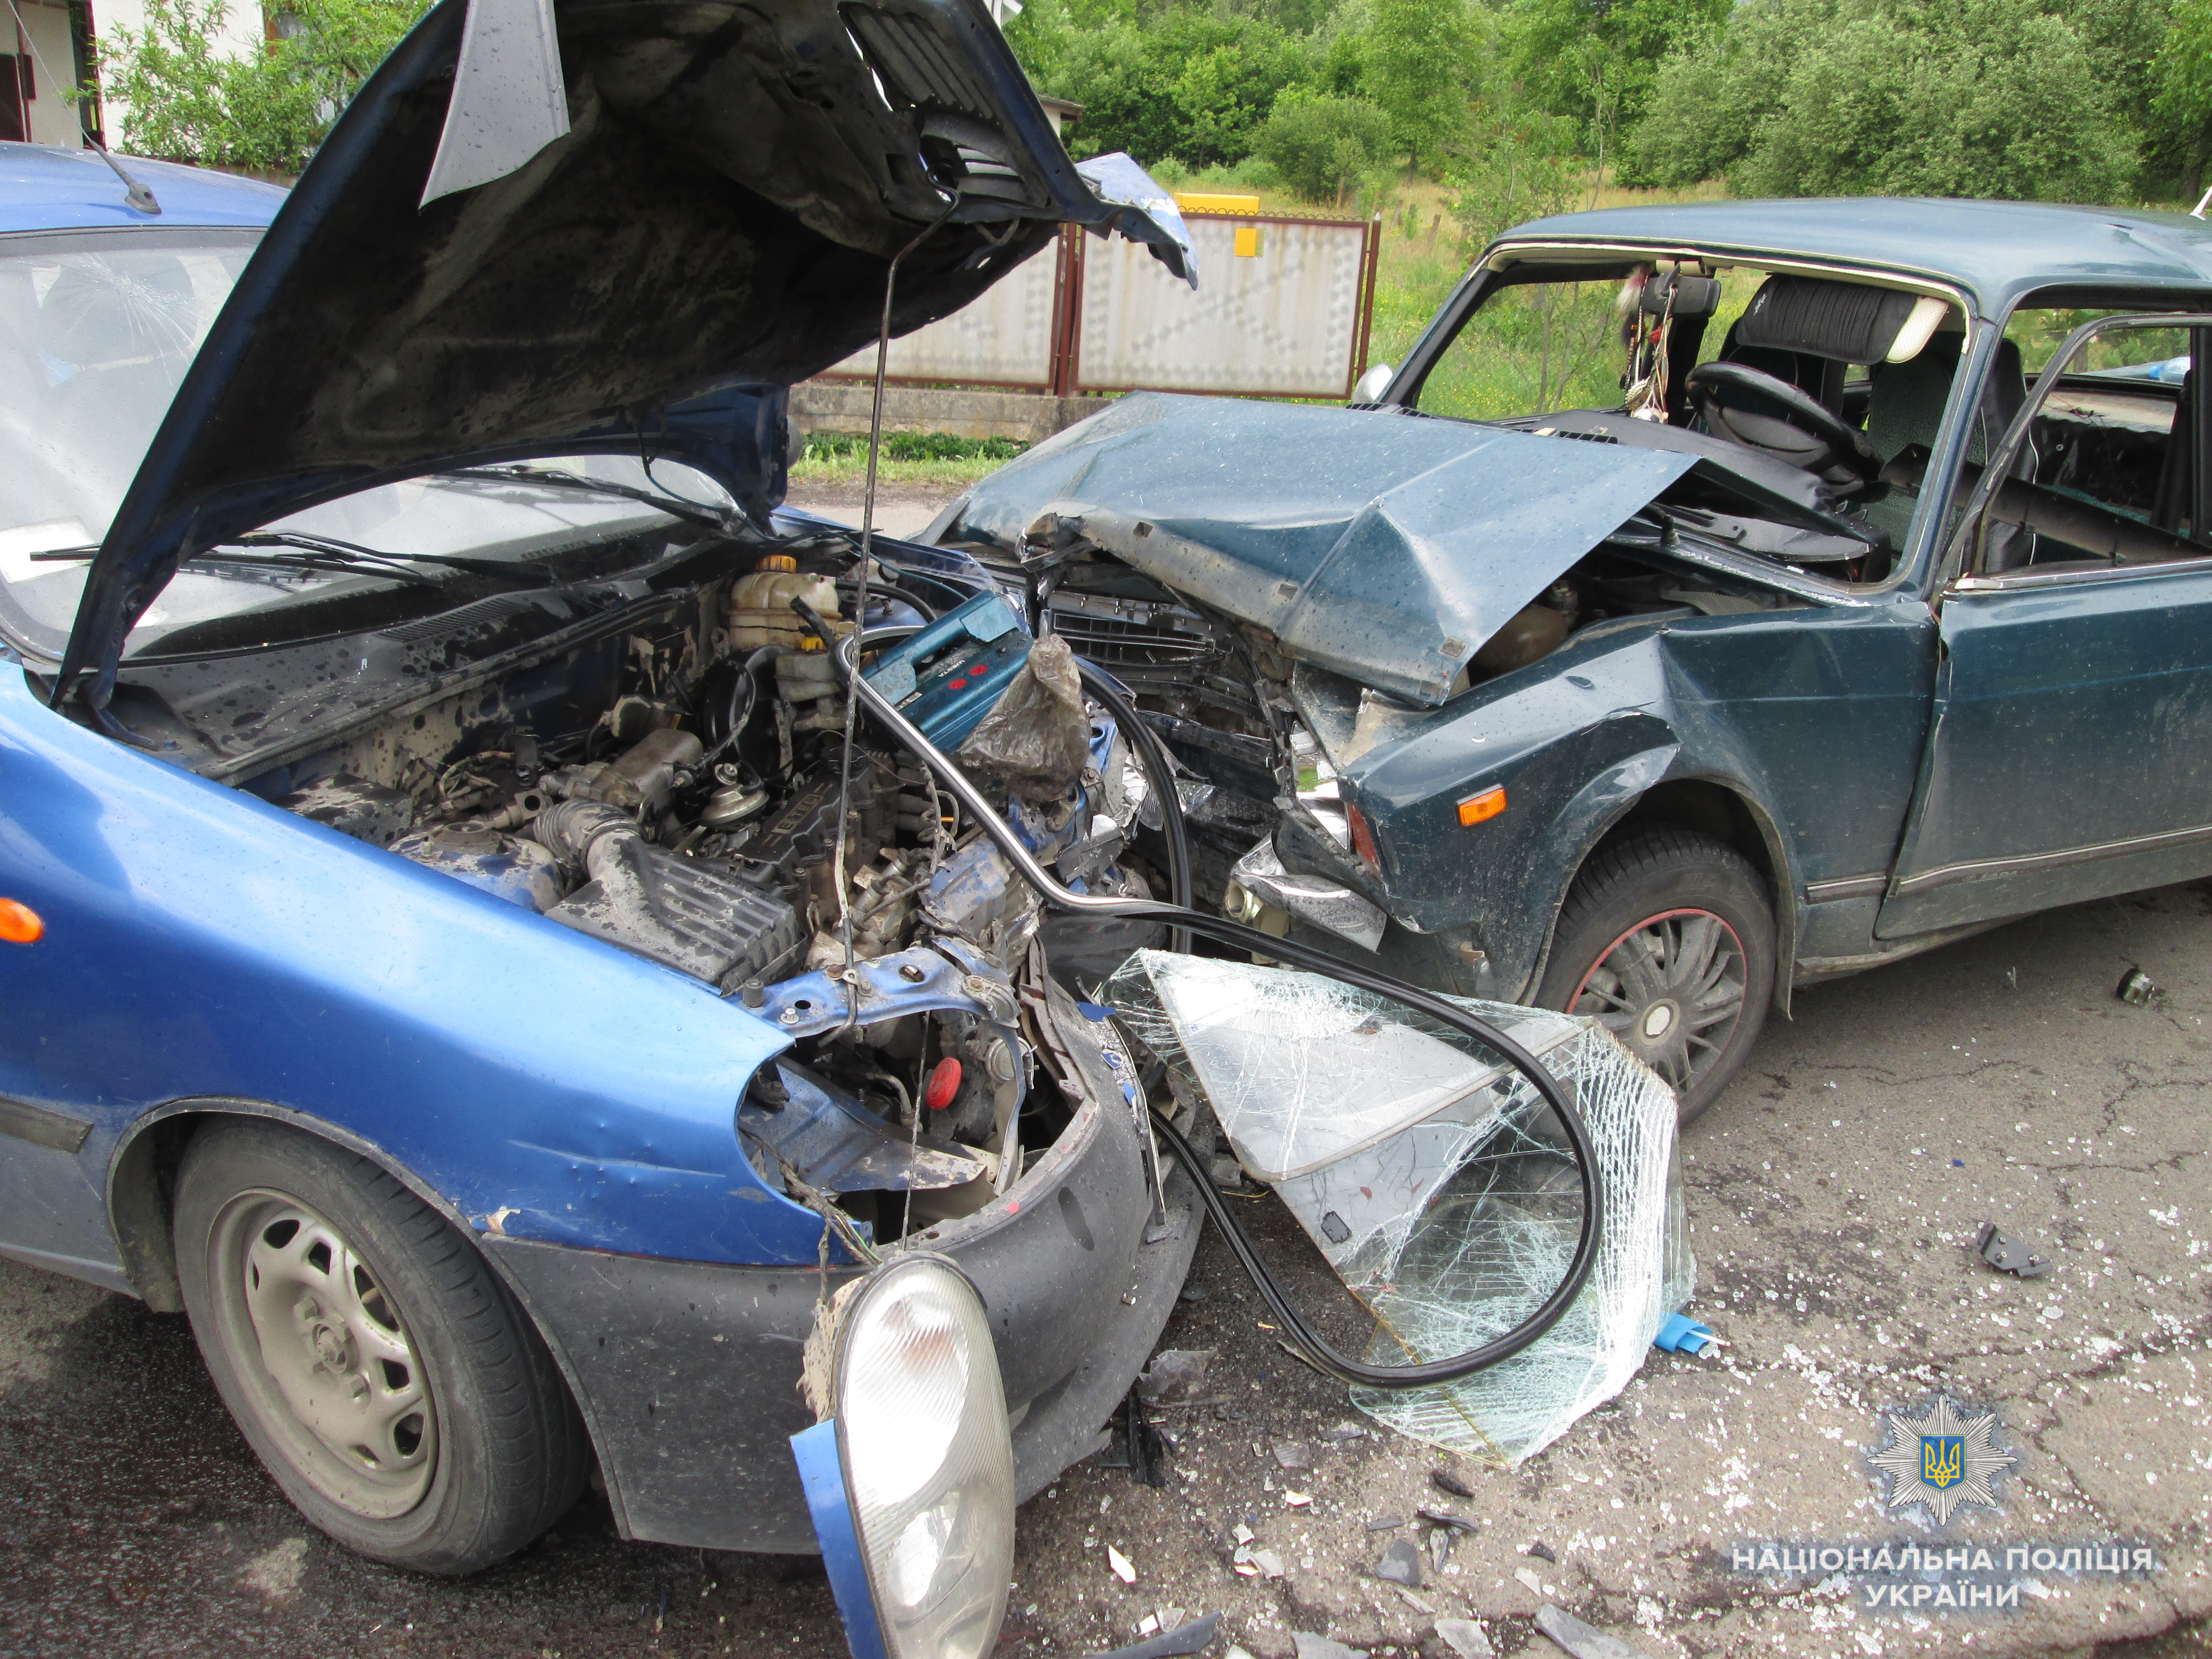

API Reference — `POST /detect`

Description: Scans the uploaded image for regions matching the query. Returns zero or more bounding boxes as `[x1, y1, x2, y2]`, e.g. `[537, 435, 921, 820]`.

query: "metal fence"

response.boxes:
[818, 210, 1380, 401]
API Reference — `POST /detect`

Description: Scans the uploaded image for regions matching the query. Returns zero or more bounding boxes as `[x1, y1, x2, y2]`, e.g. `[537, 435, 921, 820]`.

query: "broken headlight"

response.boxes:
[793, 1255, 1014, 1659]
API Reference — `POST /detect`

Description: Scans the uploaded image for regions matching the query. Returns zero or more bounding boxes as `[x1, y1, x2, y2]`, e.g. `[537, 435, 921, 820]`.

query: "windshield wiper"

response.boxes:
[434, 466, 731, 530]
[33, 531, 556, 589]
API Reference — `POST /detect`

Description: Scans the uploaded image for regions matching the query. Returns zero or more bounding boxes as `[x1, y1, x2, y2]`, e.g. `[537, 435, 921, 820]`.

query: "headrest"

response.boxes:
[1735, 276, 1949, 366]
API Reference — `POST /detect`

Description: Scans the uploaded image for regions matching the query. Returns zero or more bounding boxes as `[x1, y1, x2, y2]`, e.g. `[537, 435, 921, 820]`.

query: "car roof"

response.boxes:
[0, 141, 285, 233]
[1494, 197, 2212, 317]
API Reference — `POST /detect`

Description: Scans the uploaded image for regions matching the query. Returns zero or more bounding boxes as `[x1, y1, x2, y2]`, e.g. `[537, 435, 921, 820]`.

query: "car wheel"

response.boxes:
[173, 1118, 588, 1574]
[1535, 825, 1775, 1126]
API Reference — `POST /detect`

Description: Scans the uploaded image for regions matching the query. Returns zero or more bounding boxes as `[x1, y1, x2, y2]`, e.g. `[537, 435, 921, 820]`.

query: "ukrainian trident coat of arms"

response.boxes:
[1869, 1396, 2018, 1524]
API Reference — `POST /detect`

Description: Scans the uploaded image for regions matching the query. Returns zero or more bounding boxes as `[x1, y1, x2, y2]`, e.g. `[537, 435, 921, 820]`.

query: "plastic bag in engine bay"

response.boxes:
[1106, 950, 1695, 1466]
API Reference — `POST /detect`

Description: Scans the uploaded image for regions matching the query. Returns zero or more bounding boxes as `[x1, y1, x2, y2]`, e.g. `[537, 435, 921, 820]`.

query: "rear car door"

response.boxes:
[1878, 313, 2212, 937]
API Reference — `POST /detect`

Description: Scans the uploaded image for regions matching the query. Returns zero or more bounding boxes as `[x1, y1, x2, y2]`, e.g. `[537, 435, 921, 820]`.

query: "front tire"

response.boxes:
[174, 1119, 587, 1574]
[1534, 825, 1775, 1126]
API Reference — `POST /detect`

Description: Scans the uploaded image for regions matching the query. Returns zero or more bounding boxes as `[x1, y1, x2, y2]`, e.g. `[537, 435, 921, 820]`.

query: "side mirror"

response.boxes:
[1351, 362, 1395, 405]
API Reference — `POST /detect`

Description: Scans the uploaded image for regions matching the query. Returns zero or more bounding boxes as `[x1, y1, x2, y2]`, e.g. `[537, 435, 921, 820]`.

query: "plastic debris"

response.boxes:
[1432, 1468, 1476, 1500]
[1364, 1515, 1402, 1531]
[1107, 951, 1693, 1468]
[1429, 1528, 1453, 1575]
[1395, 1586, 1438, 1615]
[1274, 1442, 1312, 1470]
[1975, 1222, 2054, 1278]
[1652, 1312, 1719, 1355]
[1107, 1544, 1137, 1584]
[1117, 1390, 1168, 1487]
[1435, 1619, 1497, 1659]
[1374, 1539, 1423, 1587]
[1534, 1604, 1655, 1659]
[1320, 1423, 1367, 1443]
[1249, 1549, 1285, 1579]
[1527, 1541, 1559, 1563]
[1418, 1506, 1477, 1534]
[1081, 1612, 1223, 1659]
[1292, 1635, 1367, 1659]
[1514, 1566, 1547, 1596]
[2116, 965, 2161, 1007]
[956, 632, 1092, 801]
[1136, 1349, 1214, 1401]
[1231, 1522, 1255, 1546]
[1283, 1489, 1312, 1507]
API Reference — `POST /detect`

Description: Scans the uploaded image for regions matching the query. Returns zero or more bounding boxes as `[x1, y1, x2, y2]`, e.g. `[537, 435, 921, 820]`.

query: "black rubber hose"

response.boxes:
[826, 617, 1605, 1387]
[704, 645, 783, 764]
[1074, 661, 1192, 954]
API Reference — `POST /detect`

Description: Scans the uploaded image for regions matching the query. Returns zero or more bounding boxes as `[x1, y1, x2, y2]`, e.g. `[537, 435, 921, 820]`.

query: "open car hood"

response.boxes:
[58, 0, 1191, 710]
[947, 394, 1696, 706]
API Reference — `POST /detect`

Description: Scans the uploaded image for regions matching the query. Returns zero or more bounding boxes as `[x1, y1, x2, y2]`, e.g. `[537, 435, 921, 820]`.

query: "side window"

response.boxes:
[1961, 314, 2203, 574]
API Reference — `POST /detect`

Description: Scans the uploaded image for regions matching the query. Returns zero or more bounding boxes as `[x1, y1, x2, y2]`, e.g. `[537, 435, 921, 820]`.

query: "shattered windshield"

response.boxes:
[0, 228, 729, 662]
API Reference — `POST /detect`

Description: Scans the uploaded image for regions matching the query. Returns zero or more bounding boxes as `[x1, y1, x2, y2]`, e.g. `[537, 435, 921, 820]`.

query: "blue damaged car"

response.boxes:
[937, 198, 2212, 1121]
[0, 1, 1197, 1647]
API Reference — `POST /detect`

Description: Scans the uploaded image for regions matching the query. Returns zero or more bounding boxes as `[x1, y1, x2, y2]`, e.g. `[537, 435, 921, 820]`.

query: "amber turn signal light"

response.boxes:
[0, 899, 44, 944]
[1345, 803, 1382, 870]
[1457, 786, 1507, 827]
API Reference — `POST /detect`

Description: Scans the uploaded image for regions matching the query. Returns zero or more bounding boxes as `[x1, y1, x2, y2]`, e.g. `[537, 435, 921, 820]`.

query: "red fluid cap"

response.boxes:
[925, 1057, 963, 1110]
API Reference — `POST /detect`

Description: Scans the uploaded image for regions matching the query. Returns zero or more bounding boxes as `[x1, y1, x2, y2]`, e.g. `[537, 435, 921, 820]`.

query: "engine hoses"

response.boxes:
[826, 621, 1605, 1387]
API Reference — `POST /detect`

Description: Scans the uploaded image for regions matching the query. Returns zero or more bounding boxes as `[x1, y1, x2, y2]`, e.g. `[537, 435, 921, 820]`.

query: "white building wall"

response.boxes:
[12, 0, 85, 145]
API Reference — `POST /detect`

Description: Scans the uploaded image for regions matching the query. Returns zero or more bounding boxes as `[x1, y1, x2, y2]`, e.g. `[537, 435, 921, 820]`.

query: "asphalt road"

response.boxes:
[7, 878, 2211, 1659]
[2, 495, 2208, 1658]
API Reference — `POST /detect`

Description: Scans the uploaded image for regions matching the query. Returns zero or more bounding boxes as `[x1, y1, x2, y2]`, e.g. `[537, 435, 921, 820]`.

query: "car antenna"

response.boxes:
[88, 137, 162, 216]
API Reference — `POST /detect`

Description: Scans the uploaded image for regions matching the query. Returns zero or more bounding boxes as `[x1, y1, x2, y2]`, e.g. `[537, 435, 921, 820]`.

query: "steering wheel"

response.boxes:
[1685, 360, 1882, 484]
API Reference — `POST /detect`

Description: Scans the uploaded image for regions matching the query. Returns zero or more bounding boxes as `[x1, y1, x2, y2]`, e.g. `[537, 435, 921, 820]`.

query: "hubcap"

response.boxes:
[212, 1192, 436, 1518]
[1570, 908, 1747, 1099]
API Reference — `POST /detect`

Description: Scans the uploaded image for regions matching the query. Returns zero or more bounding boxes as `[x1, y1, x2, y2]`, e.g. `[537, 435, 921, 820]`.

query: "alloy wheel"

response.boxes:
[1568, 906, 1748, 1100]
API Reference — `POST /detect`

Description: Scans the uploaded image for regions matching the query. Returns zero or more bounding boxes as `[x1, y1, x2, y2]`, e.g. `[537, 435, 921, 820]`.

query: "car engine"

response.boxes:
[273, 527, 1167, 1240]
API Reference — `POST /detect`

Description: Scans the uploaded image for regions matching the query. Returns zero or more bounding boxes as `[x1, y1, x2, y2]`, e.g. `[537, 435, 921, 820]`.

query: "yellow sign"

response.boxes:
[1234, 225, 1262, 258]
[1174, 192, 1261, 216]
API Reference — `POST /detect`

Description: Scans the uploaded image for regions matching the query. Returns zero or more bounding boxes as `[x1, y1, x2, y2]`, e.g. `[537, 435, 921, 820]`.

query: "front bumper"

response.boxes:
[485, 1085, 1198, 1552]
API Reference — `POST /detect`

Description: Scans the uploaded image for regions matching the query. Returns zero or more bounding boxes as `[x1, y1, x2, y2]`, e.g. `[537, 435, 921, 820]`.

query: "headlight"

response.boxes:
[791, 1255, 1014, 1659]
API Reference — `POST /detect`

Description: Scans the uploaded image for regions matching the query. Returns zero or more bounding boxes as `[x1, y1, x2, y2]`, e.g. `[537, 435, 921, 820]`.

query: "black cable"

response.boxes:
[1148, 1105, 1589, 1388]
[1074, 661, 1191, 954]
[703, 645, 783, 765]
[826, 618, 1606, 1386]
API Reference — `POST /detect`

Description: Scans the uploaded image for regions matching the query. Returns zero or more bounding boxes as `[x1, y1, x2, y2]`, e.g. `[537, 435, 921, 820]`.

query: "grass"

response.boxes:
[786, 431, 1029, 491]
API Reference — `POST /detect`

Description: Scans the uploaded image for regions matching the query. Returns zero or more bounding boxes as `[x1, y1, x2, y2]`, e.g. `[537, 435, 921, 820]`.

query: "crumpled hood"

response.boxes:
[948, 394, 1695, 706]
[59, 0, 1190, 710]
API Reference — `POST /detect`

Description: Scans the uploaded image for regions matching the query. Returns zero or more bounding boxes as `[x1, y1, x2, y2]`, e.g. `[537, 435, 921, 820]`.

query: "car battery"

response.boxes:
[862, 589, 1030, 750]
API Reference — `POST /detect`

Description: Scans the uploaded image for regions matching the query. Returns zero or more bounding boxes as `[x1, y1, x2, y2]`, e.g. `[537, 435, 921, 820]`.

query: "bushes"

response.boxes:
[1254, 91, 1395, 202]
[1629, 0, 2142, 202]
[102, 0, 432, 172]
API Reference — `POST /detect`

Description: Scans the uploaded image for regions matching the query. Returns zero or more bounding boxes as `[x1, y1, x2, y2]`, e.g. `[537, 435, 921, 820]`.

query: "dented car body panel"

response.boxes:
[944, 199, 2212, 1110]
[1, 0, 1202, 1570]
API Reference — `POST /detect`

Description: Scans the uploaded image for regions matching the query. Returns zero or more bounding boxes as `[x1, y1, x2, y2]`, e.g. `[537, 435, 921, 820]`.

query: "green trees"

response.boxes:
[100, 0, 431, 173]
[1628, 0, 2155, 202]
[1254, 90, 1396, 201]
[1360, 0, 1475, 170]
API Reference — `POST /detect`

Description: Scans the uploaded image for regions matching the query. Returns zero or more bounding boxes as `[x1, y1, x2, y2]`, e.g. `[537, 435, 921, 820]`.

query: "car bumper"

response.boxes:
[483, 1088, 1199, 1553]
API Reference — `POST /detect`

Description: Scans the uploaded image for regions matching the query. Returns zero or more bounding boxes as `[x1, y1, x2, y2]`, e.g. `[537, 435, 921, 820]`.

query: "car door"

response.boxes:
[1877, 313, 2212, 938]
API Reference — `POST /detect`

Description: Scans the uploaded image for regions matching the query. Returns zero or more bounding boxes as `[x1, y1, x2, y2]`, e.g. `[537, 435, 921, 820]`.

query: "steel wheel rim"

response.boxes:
[208, 1190, 437, 1518]
[1569, 906, 1747, 1099]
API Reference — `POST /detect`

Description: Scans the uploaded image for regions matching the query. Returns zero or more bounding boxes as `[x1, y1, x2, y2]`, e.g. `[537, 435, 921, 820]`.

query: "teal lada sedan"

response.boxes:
[940, 199, 2212, 1119]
